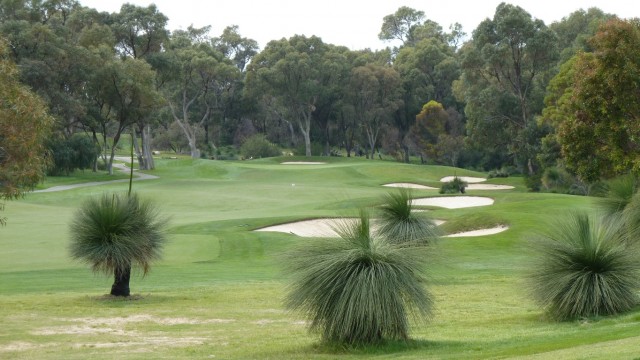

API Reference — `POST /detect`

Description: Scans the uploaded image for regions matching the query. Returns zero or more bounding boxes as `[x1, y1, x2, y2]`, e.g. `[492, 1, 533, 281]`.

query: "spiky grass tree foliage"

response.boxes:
[285, 209, 433, 345]
[439, 176, 467, 194]
[69, 193, 167, 297]
[597, 175, 637, 217]
[376, 188, 440, 245]
[528, 213, 640, 320]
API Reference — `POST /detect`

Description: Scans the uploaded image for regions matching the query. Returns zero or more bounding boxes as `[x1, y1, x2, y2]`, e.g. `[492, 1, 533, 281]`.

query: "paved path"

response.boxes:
[33, 160, 158, 193]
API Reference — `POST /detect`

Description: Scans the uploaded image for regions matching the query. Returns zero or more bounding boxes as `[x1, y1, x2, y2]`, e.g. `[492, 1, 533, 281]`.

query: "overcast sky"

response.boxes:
[79, 0, 639, 50]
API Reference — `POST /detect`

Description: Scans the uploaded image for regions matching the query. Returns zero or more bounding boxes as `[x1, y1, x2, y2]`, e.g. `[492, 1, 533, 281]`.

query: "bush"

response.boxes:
[527, 213, 640, 320]
[284, 209, 433, 345]
[439, 176, 467, 194]
[240, 134, 281, 159]
[47, 134, 100, 175]
[488, 168, 510, 179]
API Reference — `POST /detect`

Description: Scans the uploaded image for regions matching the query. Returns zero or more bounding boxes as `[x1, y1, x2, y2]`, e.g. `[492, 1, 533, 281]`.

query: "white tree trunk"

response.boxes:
[142, 125, 155, 170]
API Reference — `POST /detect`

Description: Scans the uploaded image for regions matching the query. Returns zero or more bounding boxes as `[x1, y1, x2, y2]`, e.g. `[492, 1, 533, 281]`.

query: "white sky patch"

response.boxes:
[79, 0, 639, 51]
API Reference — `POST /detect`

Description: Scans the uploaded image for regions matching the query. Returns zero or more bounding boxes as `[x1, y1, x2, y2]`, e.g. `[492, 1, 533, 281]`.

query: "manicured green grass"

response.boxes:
[35, 169, 129, 189]
[1, 157, 639, 359]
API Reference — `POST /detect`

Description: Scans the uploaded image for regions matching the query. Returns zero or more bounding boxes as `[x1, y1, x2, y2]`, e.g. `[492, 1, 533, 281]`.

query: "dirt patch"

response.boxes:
[57, 314, 235, 327]
[74, 336, 209, 349]
[0, 341, 58, 352]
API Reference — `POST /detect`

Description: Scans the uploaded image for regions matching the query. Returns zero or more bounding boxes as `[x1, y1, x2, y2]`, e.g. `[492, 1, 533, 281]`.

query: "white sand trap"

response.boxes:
[466, 184, 514, 190]
[383, 183, 438, 190]
[445, 225, 509, 237]
[256, 218, 445, 238]
[440, 176, 486, 183]
[281, 162, 326, 165]
[256, 218, 353, 237]
[412, 196, 494, 209]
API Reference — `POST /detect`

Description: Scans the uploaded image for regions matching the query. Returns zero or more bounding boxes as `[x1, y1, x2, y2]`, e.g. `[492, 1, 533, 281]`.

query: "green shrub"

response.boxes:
[439, 176, 467, 194]
[284, 209, 433, 345]
[240, 134, 281, 159]
[488, 168, 510, 178]
[47, 134, 100, 176]
[527, 213, 640, 320]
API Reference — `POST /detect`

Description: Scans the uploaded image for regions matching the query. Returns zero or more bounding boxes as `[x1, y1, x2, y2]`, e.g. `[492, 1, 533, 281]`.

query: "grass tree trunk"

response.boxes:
[110, 265, 131, 297]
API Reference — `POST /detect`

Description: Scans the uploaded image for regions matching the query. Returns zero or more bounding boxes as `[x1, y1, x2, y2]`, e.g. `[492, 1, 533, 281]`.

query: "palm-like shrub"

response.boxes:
[376, 188, 440, 245]
[285, 209, 433, 345]
[528, 213, 640, 320]
[69, 193, 167, 296]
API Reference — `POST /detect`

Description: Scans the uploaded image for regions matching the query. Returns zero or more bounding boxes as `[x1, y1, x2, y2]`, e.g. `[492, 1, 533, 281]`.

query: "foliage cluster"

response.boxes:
[439, 176, 467, 194]
[47, 134, 100, 176]
[240, 134, 281, 159]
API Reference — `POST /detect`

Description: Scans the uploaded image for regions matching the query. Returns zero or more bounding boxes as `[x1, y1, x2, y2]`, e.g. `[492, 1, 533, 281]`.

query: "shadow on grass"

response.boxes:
[86, 293, 175, 306]
[303, 338, 465, 356]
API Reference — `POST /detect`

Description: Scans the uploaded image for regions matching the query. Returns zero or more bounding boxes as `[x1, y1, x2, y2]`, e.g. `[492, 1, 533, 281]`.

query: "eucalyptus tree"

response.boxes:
[155, 26, 240, 158]
[111, 3, 169, 169]
[378, 6, 425, 47]
[88, 53, 161, 174]
[346, 63, 402, 159]
[458, 3, 558, 174]
[213, 25, 258, 72]
[549, 7, 612, 64]
[392, 33, 460, 162]
[246, 35, 329, 157]
[0, 0, 93, 136]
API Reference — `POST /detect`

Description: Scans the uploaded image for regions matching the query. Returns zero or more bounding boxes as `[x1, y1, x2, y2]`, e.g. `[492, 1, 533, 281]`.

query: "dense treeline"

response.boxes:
[2, 0, 638, 191]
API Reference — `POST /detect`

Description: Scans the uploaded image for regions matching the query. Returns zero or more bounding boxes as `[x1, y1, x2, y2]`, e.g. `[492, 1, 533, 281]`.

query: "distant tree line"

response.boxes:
[2, 0, 638, 190]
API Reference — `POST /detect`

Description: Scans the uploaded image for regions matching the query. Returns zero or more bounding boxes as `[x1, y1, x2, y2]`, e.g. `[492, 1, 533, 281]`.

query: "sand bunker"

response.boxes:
[256, 218, 355, 237]
[440, 176, 486, 183]
[256, 218, 504, 238]
[256, 218, 445, 238]
[383, 183, 438, 190]
[411, 196, 494, 209]
[444, 225, 509, 237]
[466, 184, 514, 190]
[281, 161, 326, 165]
[384, 182, 512, 191]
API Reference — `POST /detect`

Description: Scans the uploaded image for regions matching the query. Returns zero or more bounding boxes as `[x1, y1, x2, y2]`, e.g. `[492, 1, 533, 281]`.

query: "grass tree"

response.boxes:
[528, 212, 640, 320]
[376, 188, 440, 245]
[597, 175, 637, 218]
[284, 209, 433, 345]
[69, 193, 167, 296]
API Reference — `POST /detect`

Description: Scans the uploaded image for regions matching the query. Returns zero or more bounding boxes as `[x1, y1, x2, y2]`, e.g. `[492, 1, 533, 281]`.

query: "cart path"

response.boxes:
[33, 161, 158, 193]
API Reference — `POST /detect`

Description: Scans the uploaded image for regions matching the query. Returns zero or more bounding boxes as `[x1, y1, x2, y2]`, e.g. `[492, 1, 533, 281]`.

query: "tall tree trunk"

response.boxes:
[110, 265, 131, 297]
[131, 127, 145, 170]
[297, 113, 312, 157]
[142, 125, 155, 170]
